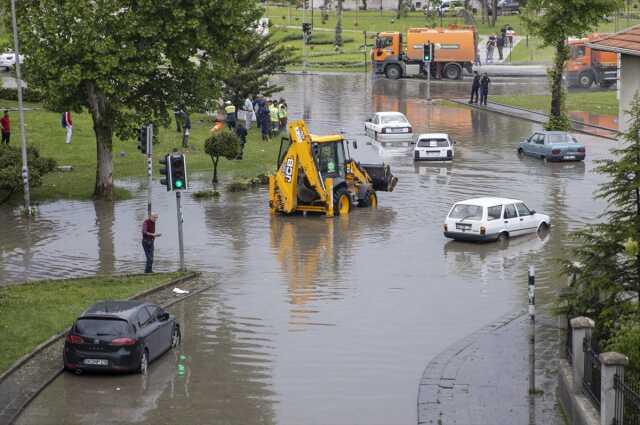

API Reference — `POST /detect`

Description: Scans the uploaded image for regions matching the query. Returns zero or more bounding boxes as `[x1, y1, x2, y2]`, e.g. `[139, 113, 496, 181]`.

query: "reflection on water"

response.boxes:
[12, 73, 619, 425]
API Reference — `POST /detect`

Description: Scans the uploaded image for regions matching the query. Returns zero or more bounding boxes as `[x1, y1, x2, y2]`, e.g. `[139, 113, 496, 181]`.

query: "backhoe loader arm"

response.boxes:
[269, 120, 329, 214]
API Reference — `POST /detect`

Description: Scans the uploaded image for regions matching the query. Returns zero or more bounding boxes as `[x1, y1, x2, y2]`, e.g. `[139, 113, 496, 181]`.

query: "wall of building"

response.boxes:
[620, 54, 640, 132]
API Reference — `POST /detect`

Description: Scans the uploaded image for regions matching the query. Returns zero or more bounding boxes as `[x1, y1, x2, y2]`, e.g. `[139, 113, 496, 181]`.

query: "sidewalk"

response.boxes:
[417, 311, 563, 425]
[451, 99, 619, 140]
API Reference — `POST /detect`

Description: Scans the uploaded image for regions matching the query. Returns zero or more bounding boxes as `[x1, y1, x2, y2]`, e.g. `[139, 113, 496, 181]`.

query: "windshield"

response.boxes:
[75, 318, 131, 336]
[547, 133, 576, 144]
[376, 37, 393, 49]
[449, 204, 483, 221]
[380, 114, 409, 124]
[314, 142, 346, 179]
[418, 139, 448, 148]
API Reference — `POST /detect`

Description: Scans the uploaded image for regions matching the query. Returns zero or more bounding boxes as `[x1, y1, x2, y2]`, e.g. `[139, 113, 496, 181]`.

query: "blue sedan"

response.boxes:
[518, 131, 586, 162]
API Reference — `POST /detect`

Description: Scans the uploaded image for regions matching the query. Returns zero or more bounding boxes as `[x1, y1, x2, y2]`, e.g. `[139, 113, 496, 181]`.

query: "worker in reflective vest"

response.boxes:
[224, 101, 237, 129]
[278, 99, 288, 131]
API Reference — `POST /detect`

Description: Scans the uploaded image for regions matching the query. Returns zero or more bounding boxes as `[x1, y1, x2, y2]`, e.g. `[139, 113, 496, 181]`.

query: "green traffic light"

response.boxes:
[175, 180, 184, 188]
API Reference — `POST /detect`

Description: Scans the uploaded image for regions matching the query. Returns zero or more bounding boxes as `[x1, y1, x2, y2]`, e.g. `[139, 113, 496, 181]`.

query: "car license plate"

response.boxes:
[83, 359, 108, 366]
[564, 155, 575, 160]
[455, 223, 471, 231]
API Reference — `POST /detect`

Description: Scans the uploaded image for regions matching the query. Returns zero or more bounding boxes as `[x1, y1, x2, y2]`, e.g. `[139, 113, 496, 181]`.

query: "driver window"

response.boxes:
[534, 134, 545, 145]
[137, 308, 152, 328]
[503, 204, 518, 219]
[516, 203, 531, 216]
[378, 38, 393, 49]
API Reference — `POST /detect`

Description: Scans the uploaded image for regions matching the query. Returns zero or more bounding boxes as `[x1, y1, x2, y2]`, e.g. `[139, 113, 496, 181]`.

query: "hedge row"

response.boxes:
[0, 88, 44, 102]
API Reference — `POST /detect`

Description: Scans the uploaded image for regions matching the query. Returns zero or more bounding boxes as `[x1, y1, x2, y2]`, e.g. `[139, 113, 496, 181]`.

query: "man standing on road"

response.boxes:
[480, 73, 491, 106]
[469, 71, 481, 104]
[142, 212, 162, 273]
[1, 110, 10, 145]
[61, 111, 73, 144]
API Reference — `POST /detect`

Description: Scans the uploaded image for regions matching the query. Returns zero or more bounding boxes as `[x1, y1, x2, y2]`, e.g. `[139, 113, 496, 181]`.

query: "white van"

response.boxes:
[443, 197, 550, 242]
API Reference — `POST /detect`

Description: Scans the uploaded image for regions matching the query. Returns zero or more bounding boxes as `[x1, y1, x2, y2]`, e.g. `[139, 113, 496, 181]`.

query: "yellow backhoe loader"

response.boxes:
[269, 119, 398, 217]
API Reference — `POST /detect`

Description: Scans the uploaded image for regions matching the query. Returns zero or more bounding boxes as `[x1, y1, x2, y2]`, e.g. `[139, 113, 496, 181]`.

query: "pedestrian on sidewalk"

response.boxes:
[1, 110, 10, 145]
[486, 35, 496, 64]
[469, 71, 481, 104]
[174, 106, 183, 132]
[182, 110, 191, 148]
[61, 111, 73, 144]
[480, 73, 491, 106]
[497, 33, 505, 61]
[142, 212, 162, 274]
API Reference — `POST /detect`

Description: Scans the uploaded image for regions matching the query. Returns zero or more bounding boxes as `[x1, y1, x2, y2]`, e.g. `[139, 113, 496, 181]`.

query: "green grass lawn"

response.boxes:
[0, 272, 186, 373]
[507, 36, 555, 63]
[1, 101, 281, 202]
[490, 91, 619, 116]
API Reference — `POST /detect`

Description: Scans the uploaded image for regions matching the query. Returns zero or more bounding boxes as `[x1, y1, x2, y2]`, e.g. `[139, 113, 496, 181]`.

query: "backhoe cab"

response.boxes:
[269, 120, 398, 217]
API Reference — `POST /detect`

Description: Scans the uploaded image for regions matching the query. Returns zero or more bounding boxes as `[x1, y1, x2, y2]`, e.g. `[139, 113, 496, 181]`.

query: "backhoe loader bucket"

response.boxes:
[361, 164, 398, 192]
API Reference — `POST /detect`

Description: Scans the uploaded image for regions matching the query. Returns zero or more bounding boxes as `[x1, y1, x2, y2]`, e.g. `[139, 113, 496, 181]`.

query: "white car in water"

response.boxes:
[443, 197, 550, 243]
[413, 133, 454, 161]
[364, 111, 414, 146]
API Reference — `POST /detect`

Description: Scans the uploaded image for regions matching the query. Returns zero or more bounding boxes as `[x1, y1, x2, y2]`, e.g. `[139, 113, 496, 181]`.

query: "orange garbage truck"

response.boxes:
[372, 25, 478, 80]
[565, 34, 618, 89]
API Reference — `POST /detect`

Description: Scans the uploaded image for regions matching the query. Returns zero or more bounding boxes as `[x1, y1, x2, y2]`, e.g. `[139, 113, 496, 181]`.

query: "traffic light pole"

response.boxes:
[175, 191, 185, 271]
[426, 60, 432, 102]
[146, 124, 153, 216]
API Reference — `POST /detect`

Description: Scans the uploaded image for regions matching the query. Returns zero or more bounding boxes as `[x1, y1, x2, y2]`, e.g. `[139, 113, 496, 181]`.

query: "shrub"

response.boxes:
[0, 144, 56, 203]
[203, 130, 240, 184]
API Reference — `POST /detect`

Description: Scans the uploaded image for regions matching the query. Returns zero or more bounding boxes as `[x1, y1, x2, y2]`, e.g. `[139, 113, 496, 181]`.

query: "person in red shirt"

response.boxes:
[62, 111, 73, 144]
[142, 212, 162, 273]
[1, 110, 10, 145]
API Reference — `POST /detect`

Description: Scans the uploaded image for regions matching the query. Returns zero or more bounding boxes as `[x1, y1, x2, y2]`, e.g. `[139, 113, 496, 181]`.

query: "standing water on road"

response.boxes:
[9, 74, 616, 425]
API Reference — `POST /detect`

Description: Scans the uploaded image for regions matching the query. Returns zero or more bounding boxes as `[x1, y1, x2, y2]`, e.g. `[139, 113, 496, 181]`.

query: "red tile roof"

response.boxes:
[588, 25, 640, 56]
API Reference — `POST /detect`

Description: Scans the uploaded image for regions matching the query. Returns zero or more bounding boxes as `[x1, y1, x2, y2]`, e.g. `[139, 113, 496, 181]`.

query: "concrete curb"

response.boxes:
[1, 271, 209, 425]
[417, 310, 526, 424]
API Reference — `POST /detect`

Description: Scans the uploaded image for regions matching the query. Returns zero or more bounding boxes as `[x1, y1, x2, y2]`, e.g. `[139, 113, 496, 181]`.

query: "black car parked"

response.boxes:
[63, 301, 180, 374]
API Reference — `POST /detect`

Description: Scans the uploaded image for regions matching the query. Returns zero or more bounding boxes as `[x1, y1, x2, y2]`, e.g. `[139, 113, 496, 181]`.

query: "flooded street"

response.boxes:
[6, 73, 618, 425]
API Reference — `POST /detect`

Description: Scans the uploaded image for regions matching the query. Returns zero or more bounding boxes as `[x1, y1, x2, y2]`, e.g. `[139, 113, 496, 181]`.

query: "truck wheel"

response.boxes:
[578, 72, 594, 89]
[358, 190, 378, 208]
[443, 63, 462, 80]
[334, 187, 351, 216]
[385, 64, 402, 80]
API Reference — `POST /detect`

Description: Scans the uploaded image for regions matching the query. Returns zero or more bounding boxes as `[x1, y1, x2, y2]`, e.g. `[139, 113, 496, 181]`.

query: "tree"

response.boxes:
[335, 0, 343, 46]
[11, 0, 261, 199]
[221, 32, 297, 109]
[204, 130, 241, 184]
[362, 0, 367, 10]
[562, 92, 640, 342]
[523, 0, 621, 131]
[0, 145, 56, 204]
[396, 0, 405, 18]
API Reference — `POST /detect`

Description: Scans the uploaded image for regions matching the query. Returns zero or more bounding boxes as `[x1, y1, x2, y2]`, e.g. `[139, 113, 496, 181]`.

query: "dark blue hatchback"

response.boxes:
[63, 300, 180, 374]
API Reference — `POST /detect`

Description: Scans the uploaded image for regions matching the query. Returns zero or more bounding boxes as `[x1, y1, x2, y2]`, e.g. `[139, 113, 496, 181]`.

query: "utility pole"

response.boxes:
[10, 0, 31, 215]
[528, 265, 536, 425]
[364, 30, 368, 74]
[146, 124, 153, 216]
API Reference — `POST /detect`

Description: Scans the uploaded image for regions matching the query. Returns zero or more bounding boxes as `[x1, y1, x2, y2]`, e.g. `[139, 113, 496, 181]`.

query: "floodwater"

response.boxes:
[9, 74, 619, 425]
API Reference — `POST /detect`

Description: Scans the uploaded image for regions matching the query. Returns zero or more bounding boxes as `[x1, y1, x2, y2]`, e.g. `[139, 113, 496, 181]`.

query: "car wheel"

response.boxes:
[498, 232, 509, 243]
[171, 325, 181, 348]
[358, 189, 378, 208]
[139, 349, 149, 375]
[517, 148, 524, 156]
[385, 64, 402, 80]
[333, 187, 351, 216]
[537, 222, 549, 233]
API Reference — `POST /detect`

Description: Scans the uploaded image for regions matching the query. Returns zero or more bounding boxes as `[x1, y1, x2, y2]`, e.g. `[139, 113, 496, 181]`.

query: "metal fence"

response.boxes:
[615, 373, 640, 425]
[583, 334, 602, 408]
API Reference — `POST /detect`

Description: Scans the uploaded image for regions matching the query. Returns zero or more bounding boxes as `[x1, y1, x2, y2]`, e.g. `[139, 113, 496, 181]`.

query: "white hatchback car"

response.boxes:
[0, 51, 23, 70]
[413, 133, 454, 161]
[365, 112, 413, 145]
[443, 197, 550, 242]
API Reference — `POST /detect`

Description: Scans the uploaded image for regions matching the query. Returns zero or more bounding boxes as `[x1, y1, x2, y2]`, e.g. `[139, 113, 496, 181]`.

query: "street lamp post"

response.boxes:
[10, 0, 31, 215]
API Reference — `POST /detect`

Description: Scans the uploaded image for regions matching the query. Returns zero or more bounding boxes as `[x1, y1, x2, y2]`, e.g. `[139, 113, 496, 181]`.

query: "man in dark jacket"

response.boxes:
[469, 71, 481, 104]
[497, 33, 505, 61]
[480, 73, 491, 106]
[142, 212, 161, 273]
